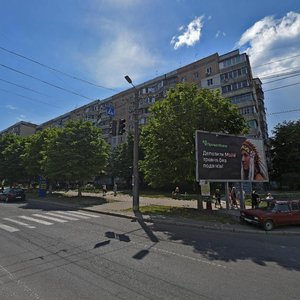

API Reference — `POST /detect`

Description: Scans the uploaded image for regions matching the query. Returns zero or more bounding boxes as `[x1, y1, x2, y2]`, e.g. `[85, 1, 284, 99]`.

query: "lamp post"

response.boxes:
[124, 75, 139, 211]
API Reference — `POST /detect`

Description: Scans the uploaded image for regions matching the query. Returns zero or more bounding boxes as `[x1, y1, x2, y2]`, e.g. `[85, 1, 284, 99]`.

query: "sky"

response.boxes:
[0, 0, 299, 137]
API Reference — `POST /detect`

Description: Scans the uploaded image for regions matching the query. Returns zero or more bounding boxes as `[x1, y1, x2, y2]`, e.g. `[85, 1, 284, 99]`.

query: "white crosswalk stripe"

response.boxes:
[53, 211, 90, 219]
[3, 218, 36, 229]
[19, 216, 53, 225]
[0, 223, 19, 232]
[45, 212, 79, 221]
[1, 210, 98, 233]
[67, 211, 100, 218]
[32, 214, 68, 223]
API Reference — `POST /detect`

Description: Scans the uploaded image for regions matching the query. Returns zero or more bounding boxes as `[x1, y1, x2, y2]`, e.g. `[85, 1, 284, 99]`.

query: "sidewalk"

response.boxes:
[32, 191, 300, 235]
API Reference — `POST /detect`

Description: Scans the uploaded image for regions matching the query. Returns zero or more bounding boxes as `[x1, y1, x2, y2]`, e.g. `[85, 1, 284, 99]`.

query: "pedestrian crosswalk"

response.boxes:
[0, 210, 100, 233]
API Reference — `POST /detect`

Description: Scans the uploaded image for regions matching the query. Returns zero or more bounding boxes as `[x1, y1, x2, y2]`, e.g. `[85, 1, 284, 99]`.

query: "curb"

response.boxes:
[29, 198, 300, 236]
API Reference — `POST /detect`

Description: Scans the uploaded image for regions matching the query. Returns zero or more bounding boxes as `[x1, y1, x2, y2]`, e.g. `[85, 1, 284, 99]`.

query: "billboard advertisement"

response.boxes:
[195, 131, 269, 182]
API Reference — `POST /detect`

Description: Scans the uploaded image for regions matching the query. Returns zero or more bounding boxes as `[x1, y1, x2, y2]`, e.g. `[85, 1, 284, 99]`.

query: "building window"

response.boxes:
[207, 79, 213, 86]
[247, 119, 258, 128]
[206, 67, 212, 75]
[222, 80, 250, 93]
[220, 54, 246, 69]
[230, 93, 253, 104]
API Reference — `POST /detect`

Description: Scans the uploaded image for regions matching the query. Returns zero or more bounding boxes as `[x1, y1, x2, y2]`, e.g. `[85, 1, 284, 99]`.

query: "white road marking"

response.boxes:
[0, 223, 19, 232]
[68, 211, 100, 218]
[19, 216, 53, 225]
[3, 218, 36, 229]
[45, 212, 79, 221]
[53, 211, 90, 219]
[32, 214, 68, 223]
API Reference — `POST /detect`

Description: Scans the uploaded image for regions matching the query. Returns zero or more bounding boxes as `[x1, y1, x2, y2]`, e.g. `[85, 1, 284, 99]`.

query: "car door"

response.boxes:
[290, 202, 300, 224]
[273, 203, 292, 225]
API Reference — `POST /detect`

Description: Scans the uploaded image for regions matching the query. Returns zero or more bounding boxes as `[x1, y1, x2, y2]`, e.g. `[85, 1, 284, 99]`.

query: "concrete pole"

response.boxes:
[132, 91, 139, 211]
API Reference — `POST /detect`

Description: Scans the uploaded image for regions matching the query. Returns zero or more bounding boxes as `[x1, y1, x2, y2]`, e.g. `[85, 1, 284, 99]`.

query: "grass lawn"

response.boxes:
[26, 191, 112, 206]
[132, 205, 238, 224]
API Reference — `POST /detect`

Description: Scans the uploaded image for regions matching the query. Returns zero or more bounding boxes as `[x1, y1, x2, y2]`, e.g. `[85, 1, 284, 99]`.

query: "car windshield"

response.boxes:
[3, 188, 11, 194]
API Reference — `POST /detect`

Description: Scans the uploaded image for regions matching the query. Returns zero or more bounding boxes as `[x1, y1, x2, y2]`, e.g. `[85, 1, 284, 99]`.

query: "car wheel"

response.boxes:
[263, 220, 274, 231]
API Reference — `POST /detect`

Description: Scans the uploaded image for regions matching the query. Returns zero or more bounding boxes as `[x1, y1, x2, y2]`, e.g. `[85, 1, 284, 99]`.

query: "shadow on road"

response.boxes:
[149, 220, 300, 272]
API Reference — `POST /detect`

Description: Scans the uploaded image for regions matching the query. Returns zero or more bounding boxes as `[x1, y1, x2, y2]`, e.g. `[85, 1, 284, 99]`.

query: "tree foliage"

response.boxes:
[44, 120, 110, 193]
[22, 127, 60, 181]
[140, 83, 248, 188]
[110, 133, 134, 187]
[0, 134, 27, 186]
[270, 120, 300, 189]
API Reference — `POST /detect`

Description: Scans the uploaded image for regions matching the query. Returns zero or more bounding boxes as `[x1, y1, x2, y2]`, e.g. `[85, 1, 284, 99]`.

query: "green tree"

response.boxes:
[22, 127, 60, 183]
[140, 83, 248, 188]
[44, 119, 110, 196]
[0, 134, 27, 186]
[110, 133, 134, 187]
[270, 120, 300, 189]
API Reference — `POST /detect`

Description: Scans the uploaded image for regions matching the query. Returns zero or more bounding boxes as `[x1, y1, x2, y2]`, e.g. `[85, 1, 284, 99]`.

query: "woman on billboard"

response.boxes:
[240, 140, 268, 181]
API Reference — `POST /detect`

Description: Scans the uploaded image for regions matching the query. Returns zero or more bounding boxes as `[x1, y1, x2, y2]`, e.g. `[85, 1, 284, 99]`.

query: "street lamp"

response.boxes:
[124, 75, 139, 211]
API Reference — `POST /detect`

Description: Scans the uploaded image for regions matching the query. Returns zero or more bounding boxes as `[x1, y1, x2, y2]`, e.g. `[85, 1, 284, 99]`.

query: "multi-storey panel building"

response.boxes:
[0, 121, 37, 137]
[2, 49, 268, 146]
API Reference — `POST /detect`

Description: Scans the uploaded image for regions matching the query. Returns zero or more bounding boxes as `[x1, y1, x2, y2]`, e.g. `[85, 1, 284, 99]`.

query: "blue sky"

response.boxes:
[0, 0, 299, 136]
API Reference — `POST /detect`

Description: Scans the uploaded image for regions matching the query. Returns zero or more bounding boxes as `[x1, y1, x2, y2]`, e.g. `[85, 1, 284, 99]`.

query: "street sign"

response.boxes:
[106, 106, 115, 117]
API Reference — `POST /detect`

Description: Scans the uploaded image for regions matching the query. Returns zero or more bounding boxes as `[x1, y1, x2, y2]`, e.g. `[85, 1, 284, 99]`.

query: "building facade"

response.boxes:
[2, 49, 268, 145]
[0, 121, 37, 137]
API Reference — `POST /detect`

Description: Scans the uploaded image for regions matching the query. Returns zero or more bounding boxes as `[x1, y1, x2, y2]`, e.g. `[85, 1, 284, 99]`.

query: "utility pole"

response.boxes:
[124, 75, 139, 211]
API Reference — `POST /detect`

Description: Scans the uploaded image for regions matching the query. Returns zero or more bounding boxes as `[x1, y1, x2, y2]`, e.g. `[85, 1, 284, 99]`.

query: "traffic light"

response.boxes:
[118, 119, 126, 135]
[110, 120, 117, 136]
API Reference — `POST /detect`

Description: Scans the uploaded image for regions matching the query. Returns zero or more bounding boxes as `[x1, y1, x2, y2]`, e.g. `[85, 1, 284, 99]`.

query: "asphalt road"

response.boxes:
[0, 199, 299, 300]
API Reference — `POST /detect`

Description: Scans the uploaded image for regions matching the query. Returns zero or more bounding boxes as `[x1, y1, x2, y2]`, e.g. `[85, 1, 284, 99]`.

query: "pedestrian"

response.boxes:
[102, 184, 107, 196]
[251, 190, 260, 209]
[231, 187, 238, 208]
[214, 189, 222, 208]
[113, 183, 117, 197]
[265, 192, 273, 207]
[172, 186, 180, 199]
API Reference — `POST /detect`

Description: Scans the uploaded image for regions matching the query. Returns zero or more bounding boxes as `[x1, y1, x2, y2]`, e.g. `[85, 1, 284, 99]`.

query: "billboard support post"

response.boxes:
[239, 182, 245, 210]
[225, 182, 230, 210]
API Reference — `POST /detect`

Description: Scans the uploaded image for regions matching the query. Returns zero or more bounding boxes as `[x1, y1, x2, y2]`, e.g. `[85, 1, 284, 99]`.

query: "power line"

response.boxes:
[0, 63, 94, 101]
[0, 46, 118, 91]
[0, 78, 49, 97]
[263, 73, 300, 84]
[252, 54, 300, 69]
[0, 88, 62, 108]
[268, 108, 300, 115]
[258, 67, 300, 80]
[264, 81, 300, 92]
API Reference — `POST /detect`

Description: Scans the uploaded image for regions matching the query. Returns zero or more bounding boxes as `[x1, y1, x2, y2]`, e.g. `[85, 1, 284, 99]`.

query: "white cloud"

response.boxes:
[17, 115, 26, 121]
[235, 11, 300, 78]
[171, 16, 204, 50]
[80, 30, 159, 88]
[5, 105, 16, 110]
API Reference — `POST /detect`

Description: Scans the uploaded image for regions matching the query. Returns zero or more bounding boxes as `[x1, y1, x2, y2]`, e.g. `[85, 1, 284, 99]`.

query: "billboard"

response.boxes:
[195, 131, 269, 182]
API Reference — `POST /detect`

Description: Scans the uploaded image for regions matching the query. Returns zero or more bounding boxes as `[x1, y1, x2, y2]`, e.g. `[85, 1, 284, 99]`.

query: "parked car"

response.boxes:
[0, 188, 26, 202]
[240, 200, 300, 231]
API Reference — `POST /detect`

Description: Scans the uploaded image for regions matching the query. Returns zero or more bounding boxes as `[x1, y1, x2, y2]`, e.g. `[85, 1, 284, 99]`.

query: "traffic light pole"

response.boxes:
[132, 91, 139, 211]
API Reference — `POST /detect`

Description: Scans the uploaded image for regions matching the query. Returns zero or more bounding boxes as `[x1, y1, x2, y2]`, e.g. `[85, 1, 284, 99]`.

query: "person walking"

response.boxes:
[113, 183, 117, 197]
[231, 187, 238, 209]
[214, 189, 222, 208]
[102, 184, 107, 196]
[251, 190, 260, 209]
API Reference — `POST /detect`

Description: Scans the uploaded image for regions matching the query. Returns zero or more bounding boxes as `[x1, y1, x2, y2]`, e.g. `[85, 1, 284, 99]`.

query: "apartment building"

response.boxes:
[0, 121, 37, 137]
[2, 49, 268, 146]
